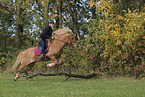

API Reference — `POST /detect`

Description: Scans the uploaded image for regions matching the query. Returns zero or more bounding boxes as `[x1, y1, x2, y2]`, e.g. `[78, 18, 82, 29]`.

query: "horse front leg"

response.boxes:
[57, 57, 63, 67]
[46, 56, 58, 67]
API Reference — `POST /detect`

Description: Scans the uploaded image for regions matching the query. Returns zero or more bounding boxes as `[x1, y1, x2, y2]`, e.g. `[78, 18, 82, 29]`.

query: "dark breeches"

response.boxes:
[40, 38, 46, 54]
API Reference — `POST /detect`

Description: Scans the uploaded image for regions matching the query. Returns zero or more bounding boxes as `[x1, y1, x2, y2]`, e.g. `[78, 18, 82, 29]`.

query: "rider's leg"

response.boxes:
[40, 38, 46, 60]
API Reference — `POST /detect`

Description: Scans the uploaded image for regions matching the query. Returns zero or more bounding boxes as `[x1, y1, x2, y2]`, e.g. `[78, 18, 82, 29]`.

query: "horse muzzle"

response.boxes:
[72, 43, 78, 48]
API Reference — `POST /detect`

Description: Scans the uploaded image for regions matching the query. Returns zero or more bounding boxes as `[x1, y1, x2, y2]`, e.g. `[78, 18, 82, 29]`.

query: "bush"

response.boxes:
[83, 0, 145, 78]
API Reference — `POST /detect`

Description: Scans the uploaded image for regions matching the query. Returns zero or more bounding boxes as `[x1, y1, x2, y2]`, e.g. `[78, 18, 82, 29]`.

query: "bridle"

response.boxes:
[54, 35, 77, 45]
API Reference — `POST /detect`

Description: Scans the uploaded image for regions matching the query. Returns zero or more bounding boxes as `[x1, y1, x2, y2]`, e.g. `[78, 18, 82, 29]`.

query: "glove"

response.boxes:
[51, 37, 55, 39]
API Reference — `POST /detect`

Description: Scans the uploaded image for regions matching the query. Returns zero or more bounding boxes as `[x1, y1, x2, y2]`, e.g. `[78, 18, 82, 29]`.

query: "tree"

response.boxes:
[15, 1, 25, 48]
[0, 2, 13, 51]
[85, 0, 145, 78]
[65, 0, 80, 40]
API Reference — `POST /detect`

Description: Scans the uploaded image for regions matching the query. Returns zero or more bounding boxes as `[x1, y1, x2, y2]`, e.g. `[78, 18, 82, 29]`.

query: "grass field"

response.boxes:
[0, 73, 145, 97]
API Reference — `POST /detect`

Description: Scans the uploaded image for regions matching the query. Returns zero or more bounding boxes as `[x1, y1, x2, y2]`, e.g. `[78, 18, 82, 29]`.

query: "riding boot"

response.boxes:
[40, 54, 45, 60]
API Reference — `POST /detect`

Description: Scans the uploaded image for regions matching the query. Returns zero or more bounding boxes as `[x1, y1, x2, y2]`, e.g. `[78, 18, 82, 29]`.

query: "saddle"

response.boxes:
[34, 42, 49, 56]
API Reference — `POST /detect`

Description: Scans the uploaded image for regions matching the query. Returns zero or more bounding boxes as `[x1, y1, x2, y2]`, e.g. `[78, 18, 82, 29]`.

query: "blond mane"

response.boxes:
[53, 28, 73, 36]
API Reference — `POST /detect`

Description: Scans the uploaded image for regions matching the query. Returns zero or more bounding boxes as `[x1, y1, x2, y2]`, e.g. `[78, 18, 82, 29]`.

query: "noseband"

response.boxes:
[67, 35, 77, 44]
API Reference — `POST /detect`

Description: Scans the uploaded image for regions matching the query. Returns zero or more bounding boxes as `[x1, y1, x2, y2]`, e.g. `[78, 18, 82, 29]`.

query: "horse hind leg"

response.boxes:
[14, 62, 32, 81]
[25, 62, 35, 73]
[14, 71, 21, 81]
[14, 64, 25, 81]
[24, 62, 35, 81]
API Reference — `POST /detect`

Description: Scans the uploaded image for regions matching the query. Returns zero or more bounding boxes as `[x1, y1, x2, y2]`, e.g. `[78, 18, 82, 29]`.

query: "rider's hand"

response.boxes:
[51, 37, 55, 39]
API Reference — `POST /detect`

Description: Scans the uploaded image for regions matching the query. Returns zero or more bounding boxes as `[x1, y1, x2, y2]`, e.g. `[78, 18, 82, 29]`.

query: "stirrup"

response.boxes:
[40, 55, 50, 60]
[45, 56, 51, 60]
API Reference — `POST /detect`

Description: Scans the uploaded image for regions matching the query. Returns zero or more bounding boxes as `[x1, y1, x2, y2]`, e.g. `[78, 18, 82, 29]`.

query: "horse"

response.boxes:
[11, 28, 77, 81]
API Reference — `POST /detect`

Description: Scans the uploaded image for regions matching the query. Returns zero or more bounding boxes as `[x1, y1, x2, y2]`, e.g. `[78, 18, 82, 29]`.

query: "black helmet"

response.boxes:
[48, 20, 54, 24]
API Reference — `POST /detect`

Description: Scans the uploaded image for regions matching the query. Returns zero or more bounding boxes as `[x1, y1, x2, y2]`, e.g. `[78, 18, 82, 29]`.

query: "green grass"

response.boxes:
[0, 73, 145, 97]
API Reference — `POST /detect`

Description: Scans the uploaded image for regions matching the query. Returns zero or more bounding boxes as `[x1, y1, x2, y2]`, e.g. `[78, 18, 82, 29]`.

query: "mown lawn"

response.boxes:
[0, 73, 145, 97]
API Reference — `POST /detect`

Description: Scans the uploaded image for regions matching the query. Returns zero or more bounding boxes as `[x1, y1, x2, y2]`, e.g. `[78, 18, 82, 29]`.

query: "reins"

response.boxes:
[54, 38, 67, 43]
[54, 35, 76, 45]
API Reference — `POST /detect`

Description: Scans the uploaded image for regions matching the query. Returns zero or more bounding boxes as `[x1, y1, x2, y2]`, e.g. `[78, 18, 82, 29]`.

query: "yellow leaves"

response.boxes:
[88, 1, 96, 7]
[117, 15, 124, 20]
[135, 56, 139, 61]
[103, 51, 108, 59]
[111, 30, 120, 37]
[115, 40, 122, 46]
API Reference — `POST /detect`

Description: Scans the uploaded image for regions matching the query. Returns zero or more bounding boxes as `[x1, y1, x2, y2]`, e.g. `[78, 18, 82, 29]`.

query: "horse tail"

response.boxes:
[11, 51, 24, 72]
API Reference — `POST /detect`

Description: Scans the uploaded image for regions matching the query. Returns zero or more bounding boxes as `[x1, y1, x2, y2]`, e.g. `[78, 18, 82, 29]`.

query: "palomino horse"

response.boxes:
[11, 28, 77, 81]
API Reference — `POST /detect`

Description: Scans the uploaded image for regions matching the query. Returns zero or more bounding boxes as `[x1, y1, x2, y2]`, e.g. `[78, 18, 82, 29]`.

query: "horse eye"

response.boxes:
[71, 38, 74, 40]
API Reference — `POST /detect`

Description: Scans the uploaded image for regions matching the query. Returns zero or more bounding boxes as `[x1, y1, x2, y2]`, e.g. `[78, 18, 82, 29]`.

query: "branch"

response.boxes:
[25, 72, 100, 81]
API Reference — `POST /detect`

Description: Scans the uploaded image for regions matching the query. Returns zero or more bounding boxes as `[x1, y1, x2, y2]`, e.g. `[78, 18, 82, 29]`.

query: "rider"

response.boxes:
[40, 19, 54, 60]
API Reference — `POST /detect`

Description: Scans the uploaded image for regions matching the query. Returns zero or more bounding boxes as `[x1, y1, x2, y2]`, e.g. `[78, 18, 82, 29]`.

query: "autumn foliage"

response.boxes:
[62, 0, 145, 78]
[0, 0, 145, 78]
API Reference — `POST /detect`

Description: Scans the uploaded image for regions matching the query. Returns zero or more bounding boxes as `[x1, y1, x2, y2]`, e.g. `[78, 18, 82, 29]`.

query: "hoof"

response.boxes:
[14, 79, 16, 81]
[25, 77, 29, 81]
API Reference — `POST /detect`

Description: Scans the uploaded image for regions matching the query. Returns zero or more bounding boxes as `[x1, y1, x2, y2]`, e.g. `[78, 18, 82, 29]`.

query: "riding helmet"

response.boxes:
[48, 20, 54, 24]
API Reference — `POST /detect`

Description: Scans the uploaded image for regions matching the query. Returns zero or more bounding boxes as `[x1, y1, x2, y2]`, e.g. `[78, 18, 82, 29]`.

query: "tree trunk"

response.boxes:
[119, 0, 123, 16]
[91, 5, 96, 19]
[56, 0, 62, 29]
[139, 0, 144, 13]
[59, 0, 62, 28]
[43, 0, 49, 26]
[65, 0, 80, 40]
[16, 3, 24, 49]
[2, 22, 7, 52]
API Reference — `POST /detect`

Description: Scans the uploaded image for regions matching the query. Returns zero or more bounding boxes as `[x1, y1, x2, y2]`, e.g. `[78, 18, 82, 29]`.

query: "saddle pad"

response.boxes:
[34, 43, 49, 56]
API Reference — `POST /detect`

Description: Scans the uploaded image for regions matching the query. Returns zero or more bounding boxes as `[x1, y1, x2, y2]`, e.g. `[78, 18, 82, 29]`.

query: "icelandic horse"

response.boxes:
[11, 28, 77, 81]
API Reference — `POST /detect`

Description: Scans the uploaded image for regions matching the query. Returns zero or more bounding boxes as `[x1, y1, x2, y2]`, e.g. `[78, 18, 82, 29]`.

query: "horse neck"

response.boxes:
[50, 35, 68, 50]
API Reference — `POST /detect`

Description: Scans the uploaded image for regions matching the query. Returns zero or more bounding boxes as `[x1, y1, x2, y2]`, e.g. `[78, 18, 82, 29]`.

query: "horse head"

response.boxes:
[54, 28, 78, 48]
[66, 34, 78, 48]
